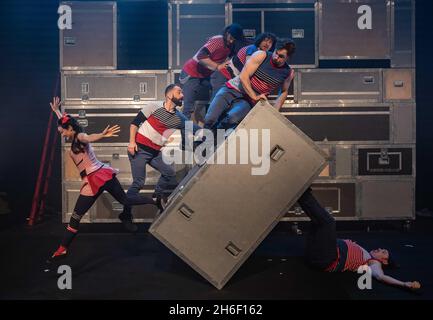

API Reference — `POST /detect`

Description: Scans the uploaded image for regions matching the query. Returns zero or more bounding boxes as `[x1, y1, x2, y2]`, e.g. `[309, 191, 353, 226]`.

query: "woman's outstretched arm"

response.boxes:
[77, 125, 121, 143]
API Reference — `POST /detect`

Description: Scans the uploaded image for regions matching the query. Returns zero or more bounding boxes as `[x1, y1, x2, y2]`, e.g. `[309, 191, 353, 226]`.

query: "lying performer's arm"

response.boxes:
[77, 125, 120, 143]
[50, 96, 63, 119]
[239, 51, 268, 103]
[273, 69, 294, 111]
[369, 261, 421, 290]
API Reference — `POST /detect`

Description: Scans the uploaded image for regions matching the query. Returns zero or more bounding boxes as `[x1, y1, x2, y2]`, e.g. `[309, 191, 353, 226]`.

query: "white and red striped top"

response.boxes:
[182, 35, 231, 78]
[133, 103, 185, 154]
[70, 142, 106, 177]
[343, 240, 370, 272]
[227, 51, 290, 97]
[326, 239, 372, 272]
[69, 142, 117, 196]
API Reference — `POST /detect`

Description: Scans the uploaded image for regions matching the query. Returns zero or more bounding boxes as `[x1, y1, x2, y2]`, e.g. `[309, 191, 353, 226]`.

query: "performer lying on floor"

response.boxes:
[47, 97, 156, 265]
[298, 188, 421, 291]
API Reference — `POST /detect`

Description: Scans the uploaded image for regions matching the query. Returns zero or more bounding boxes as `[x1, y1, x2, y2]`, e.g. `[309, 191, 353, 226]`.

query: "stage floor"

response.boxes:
[0, 216, 432, 300]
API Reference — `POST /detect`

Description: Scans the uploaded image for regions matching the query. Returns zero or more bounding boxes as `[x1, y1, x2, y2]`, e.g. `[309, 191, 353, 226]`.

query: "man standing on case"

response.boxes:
[180, 23, 245, 120]
[204, 40, 295, 131]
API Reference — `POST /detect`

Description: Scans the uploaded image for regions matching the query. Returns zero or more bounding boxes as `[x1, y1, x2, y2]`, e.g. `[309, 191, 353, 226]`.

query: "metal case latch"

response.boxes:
[325, 207, 334, 215]
[78, 110, 86, 118]
[64, 37, 76, 46]
[294, 207, 303, 216]
[292, 29, 305, 39]
[379, 149, 390, 166]
[363, 76, 375, 84]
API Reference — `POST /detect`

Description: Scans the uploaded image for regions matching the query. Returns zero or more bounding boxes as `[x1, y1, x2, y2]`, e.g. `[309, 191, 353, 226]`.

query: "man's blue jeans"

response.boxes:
[204, 86, 252, 130]
[121, 149, 177, 218]
[180, 70, 211, 120]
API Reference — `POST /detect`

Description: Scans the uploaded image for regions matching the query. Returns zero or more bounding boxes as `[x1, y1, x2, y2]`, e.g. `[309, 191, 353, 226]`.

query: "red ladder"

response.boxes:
[27, 74, 60, 226]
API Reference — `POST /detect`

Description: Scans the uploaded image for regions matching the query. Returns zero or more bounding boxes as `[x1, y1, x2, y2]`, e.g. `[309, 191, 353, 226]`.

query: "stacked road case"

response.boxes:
[60, 2, 184, 223]
[60, 0, 415, 223]
[225, 0, 415, 222]
[284, 0, 416, 221]
[60, 70, 188, 223]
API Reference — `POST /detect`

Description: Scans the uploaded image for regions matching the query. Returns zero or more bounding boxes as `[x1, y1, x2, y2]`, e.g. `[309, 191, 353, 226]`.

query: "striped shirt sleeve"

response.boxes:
[203, 36, 224, 55]
[196, 47, 211, 60]
[131, 111, 146, 127]
[140, 103, 161, 118]
[246, 45, 258, 56]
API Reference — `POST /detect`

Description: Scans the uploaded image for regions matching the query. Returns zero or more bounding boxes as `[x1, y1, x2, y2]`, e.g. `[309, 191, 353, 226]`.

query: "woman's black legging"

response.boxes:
[61, 177, 154, 248]
[297, 188, 338, 270]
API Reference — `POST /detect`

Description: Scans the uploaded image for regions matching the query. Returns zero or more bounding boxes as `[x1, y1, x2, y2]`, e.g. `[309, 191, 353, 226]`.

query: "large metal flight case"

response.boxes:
[149, 101, 327, 289]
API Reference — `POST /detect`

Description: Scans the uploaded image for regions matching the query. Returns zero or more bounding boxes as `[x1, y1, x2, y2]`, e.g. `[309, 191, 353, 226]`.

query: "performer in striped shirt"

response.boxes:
[179, 23, 245, 120]
[119, 84, 199, 231]
[298, 188, 421, 290]
[212, 32, 277, 97]
[204, 40, 295, 131]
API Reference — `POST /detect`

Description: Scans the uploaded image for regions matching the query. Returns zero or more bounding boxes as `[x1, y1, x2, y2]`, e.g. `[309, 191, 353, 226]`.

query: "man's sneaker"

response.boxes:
[118, 213, 138, 233]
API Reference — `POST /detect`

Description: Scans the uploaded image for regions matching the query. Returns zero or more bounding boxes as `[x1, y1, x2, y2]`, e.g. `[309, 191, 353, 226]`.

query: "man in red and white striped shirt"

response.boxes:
[204, 40, 295, 131]
[211, 32, 277, 98]
[299, 188, 421, 291]
[119, 84, 199, 232]
[179, 23, 245, 120]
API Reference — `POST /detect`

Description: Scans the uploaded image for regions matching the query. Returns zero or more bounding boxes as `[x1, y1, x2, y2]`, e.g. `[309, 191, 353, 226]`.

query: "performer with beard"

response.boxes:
[120, 84, 198, 232]
[179, 23, 245, 120]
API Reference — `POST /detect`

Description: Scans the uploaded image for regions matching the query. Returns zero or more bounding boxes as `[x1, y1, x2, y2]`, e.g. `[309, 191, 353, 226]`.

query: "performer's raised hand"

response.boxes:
[101, 125, 120, 138]
[50, 96, 63, 118]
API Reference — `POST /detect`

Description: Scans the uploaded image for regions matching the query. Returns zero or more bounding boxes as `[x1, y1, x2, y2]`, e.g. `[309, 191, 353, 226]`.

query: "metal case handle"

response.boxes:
[139, 82, 147, 94]
[363, 76, 375, 84]
[270, 145, 285, 162]
[112, 201, 123, 212]
[178, 204, 194, 220]
[81, 82, 89, 94]
[393, 80, 404, 88]
[225, 242, 242, 257]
